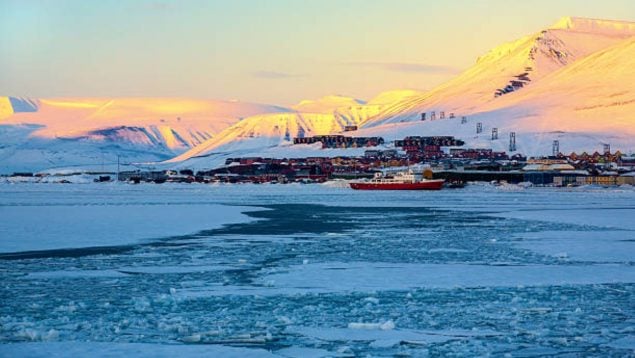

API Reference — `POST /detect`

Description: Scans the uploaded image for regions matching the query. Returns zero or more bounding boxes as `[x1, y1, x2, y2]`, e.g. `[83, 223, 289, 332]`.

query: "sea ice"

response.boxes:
[0, 186, 258, 253]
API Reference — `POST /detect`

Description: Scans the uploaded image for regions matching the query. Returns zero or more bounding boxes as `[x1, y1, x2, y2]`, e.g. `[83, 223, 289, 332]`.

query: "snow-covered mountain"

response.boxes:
[168, 92, 430, 168]
[476, 35, 635, 136]
[170, 17, 635, 168]
[345, 17, 635, 156]
[0, 97, 288, 172]
[167, 94, 398, 166]
[354, 36, 635, 156]
[363, 17, 635, 128]
[3, 17, 634, 172]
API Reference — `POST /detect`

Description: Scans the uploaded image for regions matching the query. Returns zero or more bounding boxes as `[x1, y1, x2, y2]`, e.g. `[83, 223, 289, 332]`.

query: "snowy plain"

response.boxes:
[0, 202, 255, 253]
[0, 182, 634, 356]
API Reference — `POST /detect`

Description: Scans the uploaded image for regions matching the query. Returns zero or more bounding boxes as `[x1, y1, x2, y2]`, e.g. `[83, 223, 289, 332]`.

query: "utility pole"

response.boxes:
[509, 132, 516, 152]
[552, 140, 560, 157]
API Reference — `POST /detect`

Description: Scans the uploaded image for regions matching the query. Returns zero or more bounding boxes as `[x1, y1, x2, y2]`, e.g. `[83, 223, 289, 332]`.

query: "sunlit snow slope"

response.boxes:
[349, 17, 635, 156]
[477, 36, 635, 136]
[364, 17, 635, 127]
[355, 39, 635, 155]
[0, 97, 288, 172]
[168, 94, 412, 165]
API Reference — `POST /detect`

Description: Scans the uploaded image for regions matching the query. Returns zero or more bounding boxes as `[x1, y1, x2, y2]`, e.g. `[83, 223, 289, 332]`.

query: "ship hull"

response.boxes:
[349, 180, 444, 190]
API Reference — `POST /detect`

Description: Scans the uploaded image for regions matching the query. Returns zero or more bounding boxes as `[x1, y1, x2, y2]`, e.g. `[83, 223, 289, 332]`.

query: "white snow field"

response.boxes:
[0, 183, 634, 356]
[0, 184, 258, 253]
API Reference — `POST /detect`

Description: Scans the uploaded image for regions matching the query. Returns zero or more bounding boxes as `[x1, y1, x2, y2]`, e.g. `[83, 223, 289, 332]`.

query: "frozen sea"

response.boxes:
[1, 182, 634, 357]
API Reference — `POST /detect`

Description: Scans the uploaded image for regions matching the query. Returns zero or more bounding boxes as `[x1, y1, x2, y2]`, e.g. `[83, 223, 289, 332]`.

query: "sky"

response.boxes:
[1, 0, 634, 106]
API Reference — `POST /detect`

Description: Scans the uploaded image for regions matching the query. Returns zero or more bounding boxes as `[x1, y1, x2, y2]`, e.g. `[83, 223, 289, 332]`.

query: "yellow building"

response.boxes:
[586, 176, 618, 186]
[617, 175, 635, 185]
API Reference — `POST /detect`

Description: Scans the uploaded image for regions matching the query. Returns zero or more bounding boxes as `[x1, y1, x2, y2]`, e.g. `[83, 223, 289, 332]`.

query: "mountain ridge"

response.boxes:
[550, 16, 635, 34]
[0, 96, 290, 172]
[362, 17, 635, 128]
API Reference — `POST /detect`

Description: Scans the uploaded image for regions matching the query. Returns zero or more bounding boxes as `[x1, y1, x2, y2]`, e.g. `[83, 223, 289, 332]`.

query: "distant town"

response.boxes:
[4, 133, 635, 188]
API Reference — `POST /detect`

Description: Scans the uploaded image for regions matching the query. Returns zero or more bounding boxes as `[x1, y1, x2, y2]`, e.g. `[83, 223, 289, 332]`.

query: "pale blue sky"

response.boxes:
[1, 0, 634, 105]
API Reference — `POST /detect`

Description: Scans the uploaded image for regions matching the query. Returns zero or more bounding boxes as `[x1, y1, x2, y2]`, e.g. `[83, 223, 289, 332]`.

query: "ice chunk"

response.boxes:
[348, 320, 395, 330]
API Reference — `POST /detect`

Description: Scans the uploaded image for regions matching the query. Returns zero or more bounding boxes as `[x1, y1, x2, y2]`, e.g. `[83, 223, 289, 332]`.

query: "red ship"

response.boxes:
[349, 170, 444, 190]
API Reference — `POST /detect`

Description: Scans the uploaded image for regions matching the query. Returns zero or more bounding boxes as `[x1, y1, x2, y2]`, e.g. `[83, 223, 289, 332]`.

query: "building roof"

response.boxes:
[522, 163, 575, 171]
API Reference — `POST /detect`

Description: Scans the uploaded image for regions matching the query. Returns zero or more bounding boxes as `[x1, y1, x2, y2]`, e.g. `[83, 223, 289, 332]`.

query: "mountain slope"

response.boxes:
[2, 97, 289, 149]
[170, 89, 433, 166]
[291, 95, 366, 113]
[0, 97, 288, 172]
[353, 35, 635, 156]
[366, 90, 426, 106]
[477, 36, 635, 135]
[168, 106, 383, 165]
[363, 17, 635, 127]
